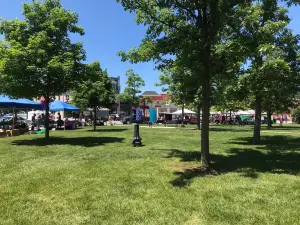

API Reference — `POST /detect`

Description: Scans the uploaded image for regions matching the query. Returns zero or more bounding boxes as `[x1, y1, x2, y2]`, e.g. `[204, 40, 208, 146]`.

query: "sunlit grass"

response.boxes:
[1, 124, 300, 224]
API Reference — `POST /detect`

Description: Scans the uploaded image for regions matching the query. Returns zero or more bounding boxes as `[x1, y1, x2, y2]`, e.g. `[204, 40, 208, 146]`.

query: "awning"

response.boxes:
[49, 100, 80, 111]
[172, 109, 196, 115]
[0, 94, 42, 109]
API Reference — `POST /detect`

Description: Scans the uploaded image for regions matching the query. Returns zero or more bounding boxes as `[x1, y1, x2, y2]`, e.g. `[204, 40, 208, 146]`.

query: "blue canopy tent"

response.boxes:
[49, 100, 80, 112]
[49, 100, 80, 130]
[0, 95, 42, 109]
[0, 94, 42, 127]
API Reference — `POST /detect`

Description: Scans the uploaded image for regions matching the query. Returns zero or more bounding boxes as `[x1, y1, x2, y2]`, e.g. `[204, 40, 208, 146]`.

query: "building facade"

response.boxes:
[140, 91, 181, 118]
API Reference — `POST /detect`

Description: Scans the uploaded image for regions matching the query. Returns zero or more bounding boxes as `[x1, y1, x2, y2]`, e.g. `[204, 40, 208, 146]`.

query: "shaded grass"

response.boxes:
[1, 125, 300, 224]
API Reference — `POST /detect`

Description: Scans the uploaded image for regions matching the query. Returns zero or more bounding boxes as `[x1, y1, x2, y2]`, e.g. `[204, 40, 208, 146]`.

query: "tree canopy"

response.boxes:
[0, 0, 86, 139]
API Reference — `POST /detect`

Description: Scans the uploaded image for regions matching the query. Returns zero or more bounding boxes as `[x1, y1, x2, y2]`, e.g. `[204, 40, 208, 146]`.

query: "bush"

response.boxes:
[292, 107, 300, 124]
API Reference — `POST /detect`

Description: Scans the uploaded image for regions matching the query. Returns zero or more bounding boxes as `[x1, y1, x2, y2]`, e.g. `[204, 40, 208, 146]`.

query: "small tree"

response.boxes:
[72, 62, 115, 131]
[118, 69, 144, 123]
[0, 0, 86, 139]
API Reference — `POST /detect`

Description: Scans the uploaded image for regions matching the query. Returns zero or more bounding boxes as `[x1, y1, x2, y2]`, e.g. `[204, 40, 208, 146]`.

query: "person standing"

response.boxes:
[31, 113, 36, 130]
[108, 116, 113, 126]
[280, 117, 283, 126]
[148, 121, 153, 128]
[57, 112, 63, 128]
[32, 113, 36, 125]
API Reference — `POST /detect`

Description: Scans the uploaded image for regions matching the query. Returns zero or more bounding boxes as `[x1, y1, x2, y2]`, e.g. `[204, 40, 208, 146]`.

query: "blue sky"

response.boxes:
[1, 1, 300, 93]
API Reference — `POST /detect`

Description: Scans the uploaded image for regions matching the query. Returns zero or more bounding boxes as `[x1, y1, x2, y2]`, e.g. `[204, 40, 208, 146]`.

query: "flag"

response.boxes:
[136, 107, 142, 121]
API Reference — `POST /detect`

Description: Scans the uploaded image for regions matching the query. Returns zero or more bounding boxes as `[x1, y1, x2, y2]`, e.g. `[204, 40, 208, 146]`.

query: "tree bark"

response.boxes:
[45, 95, 50, 140]
[129, 101, 133, 124]
[229, 111, 232, 125]
[93, 106, 96, 131]
[267, 110, 272, 129]
[201, 78, 210, 168]
[253, 96, 262, 145]
[181, 103, 185, 127]
[197, 100, 201, 130]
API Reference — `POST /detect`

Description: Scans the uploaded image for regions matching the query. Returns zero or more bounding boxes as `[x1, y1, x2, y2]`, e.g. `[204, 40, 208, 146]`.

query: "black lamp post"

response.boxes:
[132, 124, 142, 147]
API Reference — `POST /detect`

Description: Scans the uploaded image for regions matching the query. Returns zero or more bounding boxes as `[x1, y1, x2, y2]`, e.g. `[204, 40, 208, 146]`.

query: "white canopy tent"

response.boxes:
[210, 111, 224, 115]
[28, 110, 45, 120]
[235, 110, 251, 115]
[172, 109, 196, 115]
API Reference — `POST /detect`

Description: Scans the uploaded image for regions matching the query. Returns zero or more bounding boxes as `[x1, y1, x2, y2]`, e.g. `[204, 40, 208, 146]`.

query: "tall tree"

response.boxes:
[118, 69, 145, 123]
[0, 0, 86, 139]
[72, 62, 115, 131]
[116, 0, 247, 167]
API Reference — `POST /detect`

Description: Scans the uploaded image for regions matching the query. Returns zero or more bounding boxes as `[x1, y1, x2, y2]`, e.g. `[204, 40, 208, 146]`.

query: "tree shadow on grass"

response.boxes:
[262, 125, 300, 131]
[229, 135, 300, 152]
[12, 137, 124, 147]
[87, 128, 128, 133]
[160, 135, 300, 187]
[209, 127, 251, 132]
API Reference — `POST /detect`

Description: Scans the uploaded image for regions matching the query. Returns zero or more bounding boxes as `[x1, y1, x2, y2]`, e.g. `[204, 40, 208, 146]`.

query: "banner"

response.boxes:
[136, 107, 142, 121]
[150, 108, 157, 123]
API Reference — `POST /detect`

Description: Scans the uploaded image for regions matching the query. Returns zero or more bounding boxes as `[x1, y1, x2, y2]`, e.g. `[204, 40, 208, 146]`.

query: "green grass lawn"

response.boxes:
[1, 124, 300, 224]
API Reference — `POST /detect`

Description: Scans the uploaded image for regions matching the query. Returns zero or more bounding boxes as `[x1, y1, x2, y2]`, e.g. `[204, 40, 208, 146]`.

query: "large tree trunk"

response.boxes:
[93, 106, 96, 131]
[267, 110, 272, 129]
[253, 96, 262, 145]
[129, 101, 133, 124]
[229, 111, 232, 125]
[45, 95, 50, 140]
[181, 103, 185, 127]
[197, 100, 201, 130]
[201, 78, 210, 168]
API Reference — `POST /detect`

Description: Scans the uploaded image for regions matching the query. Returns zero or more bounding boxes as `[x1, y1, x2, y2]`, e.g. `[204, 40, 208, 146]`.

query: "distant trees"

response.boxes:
[72, 62, 115, 131]
[228, 2, 300, 143]
[118, 69, 145, 123]
[0, 0, 86, 139]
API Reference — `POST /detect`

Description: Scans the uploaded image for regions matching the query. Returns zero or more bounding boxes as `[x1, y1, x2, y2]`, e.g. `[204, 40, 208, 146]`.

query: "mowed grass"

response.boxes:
[1, 125, 300, 224]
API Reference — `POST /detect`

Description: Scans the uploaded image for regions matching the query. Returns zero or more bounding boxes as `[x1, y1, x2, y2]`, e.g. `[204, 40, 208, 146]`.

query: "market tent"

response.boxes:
[173, 109, 196, 115]
[210, 111, 222, 115]
[0, 95, 42, 109]
[49, 100, 80, 111]
[235, 110, 251, 115]
[49, 100, 80, 130]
